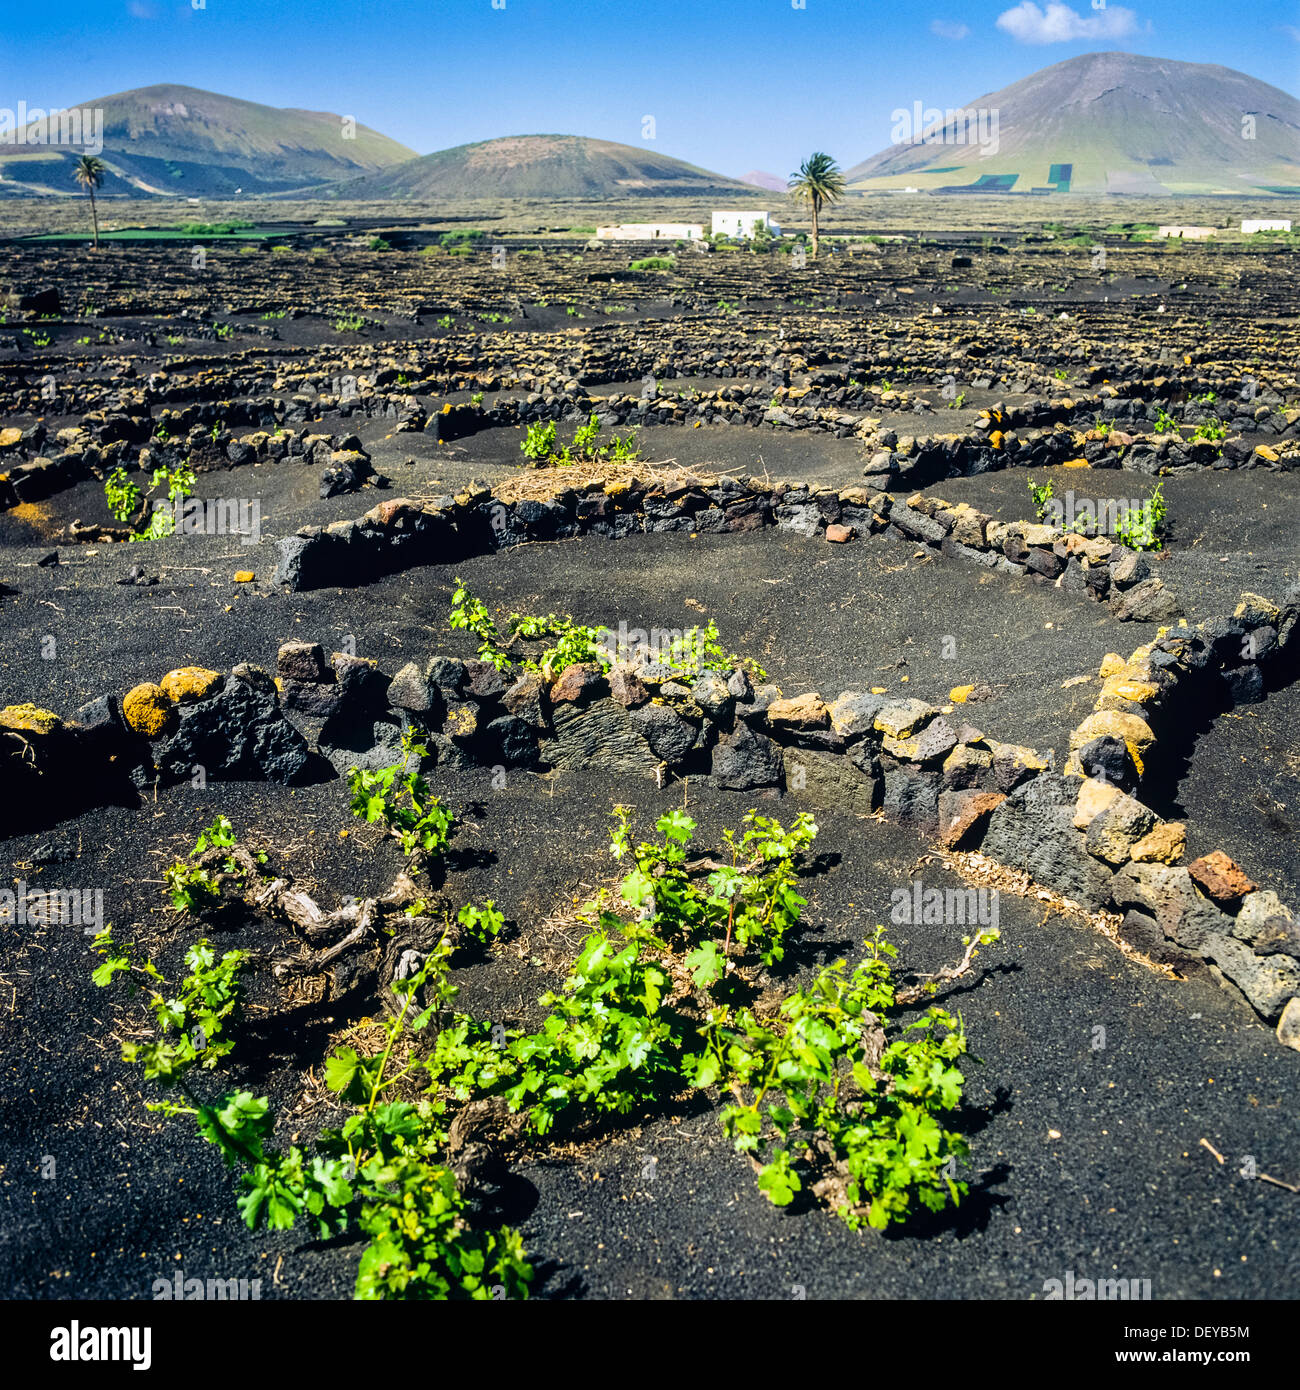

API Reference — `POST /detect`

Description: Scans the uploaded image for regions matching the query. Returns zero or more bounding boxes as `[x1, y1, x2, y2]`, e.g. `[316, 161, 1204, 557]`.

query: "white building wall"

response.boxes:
[711, 210, 779, 239]
[595, 223, 704, 241]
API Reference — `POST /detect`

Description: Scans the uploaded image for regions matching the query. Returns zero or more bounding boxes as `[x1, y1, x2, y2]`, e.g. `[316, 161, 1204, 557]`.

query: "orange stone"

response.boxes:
[1187, 850, 1256, 903]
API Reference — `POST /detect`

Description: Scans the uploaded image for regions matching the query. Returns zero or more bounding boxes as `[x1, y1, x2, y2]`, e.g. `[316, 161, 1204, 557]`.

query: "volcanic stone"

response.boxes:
[938, 789, 1005, 849]
[1109, 863, 1230, 953]
[1076, 733, 1139, 791]
[988, 742, 1051, 792]
[465, 659, 508, 702]
[629, 702, 698, 764]
[882, 763, 941, 830]
[767, 692, 829, 730]
[1130, 821, 1186, 864]
[1084, 793, 1155, 866]
[607, 665, 649, 708]
[1110, 578, 1182, 623]
[388, 662, 437, 713]
[1069, 711, 1154, 776]
[1117, 910, 1209, 976]
[122, 683, 175, 738]
[1072, 777, 1122, 829]
[280, 678, 342, 718]
[785, 748, 877, 816]
[1221, 665, 1264, 704]
[551, 663, 606, 705]
[502, 672, 548, 728]
[426, 655, 468, 692]
[981, 773, 1113, 908]
[873, 698, 936, 739]
[1277, 998, 1300, 1052]
[332, 654, 388, 709]
[230, 663, 277, 695]
[487, 715, 538, 767]
[692, 670, 733, 721]
[154, 681, 310, 785]
[941, 743, 992, 789]
[1233, 891, 1300, 956]
[1187, 851, 1256, 904]
[828, 691, 886, 740]
[550, 699, 659, 775]
[711, 723, 783, 790]
[69, 695, 123, 745]
[277, 640, 330, 683]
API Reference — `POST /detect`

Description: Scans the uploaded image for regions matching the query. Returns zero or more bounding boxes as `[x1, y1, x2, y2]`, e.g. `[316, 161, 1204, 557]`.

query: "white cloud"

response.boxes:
[995, 1, 1139, 44]
[930, 20, 971, 40]
[1281, 24, 1300, 41]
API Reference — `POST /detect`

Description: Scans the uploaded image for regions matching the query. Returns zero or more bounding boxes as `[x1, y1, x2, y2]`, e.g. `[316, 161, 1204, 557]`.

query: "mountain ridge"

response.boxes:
[0, 83, 417, 197]
[845, 52, 1300, 195]
[328, 133, 758, 200]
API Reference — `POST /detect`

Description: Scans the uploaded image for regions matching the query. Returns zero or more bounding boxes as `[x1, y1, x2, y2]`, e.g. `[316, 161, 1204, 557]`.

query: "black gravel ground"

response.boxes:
[3, 519, 1130, 764]
[1167, 682, 1300, 905]
[928, 464, 1300, 623]
[3, 403, 1297, 1307]
[3, 771, 1297, 1301]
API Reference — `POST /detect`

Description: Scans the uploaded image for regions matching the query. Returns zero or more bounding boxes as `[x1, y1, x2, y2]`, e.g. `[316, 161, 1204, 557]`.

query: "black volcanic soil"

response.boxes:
[1166, 682, 1300, 905]
[2, 522, 1128, 763]
[2, 228, 1299, 1306]
[3, 771, 1297, 1301]
[927, 464, 1300, 623]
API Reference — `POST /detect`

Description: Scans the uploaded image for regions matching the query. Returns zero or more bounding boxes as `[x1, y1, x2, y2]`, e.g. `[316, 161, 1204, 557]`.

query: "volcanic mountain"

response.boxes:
[739, 170, 787, 193]
[331, 134, 757, 199]
[846, 52, 1300, 196]
[0, 84, 417, 197]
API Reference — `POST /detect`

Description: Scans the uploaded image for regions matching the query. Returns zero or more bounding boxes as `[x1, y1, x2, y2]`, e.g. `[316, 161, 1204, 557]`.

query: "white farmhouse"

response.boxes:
[1242, 219, 1292, 234]
[595, 222, 704, 241]
[711, 209, 780, 239]
[1155, 226, 1217, 240]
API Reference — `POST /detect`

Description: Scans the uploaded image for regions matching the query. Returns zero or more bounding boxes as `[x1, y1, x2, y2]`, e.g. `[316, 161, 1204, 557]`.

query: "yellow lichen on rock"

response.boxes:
[985, 741, 1050, 778]
[122, 683, 176, 737]
[1235, 592, 1281, 625]
[1098, 652, 1127, 679]
[1097, 675, 1160, 710]
[160, 667, 223, 705]
[1131, 822, 1186, 864]
[0, 703, 63, 735]
[1073, 776, 1122, 830]
[1069, 709, 1155, 776]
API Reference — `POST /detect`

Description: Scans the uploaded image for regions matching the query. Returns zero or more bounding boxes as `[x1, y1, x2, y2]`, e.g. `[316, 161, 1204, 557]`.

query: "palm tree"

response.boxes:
[73, 155, 106, 249]
[787, 152, 846, 260]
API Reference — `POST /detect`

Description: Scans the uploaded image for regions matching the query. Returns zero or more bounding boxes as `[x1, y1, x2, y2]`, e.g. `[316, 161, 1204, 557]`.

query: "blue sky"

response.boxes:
[4, 0, 1299, 174]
